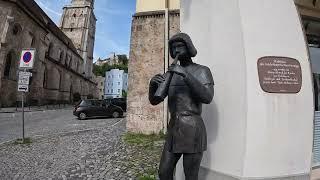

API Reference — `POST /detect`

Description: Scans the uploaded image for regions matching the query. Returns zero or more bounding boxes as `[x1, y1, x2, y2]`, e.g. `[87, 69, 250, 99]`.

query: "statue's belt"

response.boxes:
[171, 111, 201, 119]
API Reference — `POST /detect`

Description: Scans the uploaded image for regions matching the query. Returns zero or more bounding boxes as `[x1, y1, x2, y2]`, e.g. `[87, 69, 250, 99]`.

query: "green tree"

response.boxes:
[122, 90, 127, 98]
[118, 54, 129, 65]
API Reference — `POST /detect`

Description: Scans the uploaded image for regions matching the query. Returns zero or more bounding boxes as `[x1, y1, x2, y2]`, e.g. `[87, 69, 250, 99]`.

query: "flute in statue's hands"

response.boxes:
[151, 53, 181, 100]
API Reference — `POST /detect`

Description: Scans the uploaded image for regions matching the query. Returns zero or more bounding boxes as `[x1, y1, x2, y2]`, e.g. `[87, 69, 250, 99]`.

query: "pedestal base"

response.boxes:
[179, 0, 314, 179]
[198, 167, 310, 180]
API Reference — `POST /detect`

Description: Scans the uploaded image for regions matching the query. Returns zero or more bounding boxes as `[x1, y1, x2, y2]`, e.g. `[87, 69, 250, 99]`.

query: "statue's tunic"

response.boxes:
[165, 63, 214, 153]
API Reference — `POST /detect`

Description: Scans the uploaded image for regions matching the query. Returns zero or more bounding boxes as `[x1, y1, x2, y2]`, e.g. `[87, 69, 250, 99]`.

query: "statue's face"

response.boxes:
[172, 41, 189, 60]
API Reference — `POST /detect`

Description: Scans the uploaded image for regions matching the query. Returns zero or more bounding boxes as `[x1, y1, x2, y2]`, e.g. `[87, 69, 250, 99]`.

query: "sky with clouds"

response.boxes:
[35, 0, 136, 61]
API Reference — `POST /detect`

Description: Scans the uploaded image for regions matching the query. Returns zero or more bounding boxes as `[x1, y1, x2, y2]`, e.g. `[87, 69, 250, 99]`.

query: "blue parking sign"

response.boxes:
[19, 49, 36, 69]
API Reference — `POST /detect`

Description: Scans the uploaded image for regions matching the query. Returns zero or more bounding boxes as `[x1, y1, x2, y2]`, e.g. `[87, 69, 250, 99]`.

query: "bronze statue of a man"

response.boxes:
[149, 33, 214, 180]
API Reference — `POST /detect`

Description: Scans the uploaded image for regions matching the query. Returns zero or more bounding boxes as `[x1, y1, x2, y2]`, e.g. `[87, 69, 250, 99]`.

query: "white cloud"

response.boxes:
[96, 7, 127, 15]
[106, 39, 128, 54]
[37, 1, 62, 16]
[35, 0, 65, 24]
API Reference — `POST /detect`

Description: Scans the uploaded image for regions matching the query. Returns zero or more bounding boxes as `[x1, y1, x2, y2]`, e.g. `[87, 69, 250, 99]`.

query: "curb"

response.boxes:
[0, 110, 43, 114]
[0, 108, 73, 114]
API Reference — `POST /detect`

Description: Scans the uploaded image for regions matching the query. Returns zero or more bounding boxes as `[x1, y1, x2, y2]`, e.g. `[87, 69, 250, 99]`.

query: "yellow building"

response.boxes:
[136, 0, 180, 12]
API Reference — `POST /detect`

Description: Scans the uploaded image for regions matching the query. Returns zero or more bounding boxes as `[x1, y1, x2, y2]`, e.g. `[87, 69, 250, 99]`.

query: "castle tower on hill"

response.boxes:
[127, 0, 181, 134]
[60, 0, 96, 78]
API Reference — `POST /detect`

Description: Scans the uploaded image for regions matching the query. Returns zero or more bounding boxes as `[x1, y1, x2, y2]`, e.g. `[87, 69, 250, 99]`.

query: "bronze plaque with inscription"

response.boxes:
[257, 56, 302, 93]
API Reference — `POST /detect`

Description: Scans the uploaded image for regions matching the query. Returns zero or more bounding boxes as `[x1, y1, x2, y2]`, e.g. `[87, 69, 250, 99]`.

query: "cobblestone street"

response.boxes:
[0, 108, 123, 143]
[0, 109, 163, 180]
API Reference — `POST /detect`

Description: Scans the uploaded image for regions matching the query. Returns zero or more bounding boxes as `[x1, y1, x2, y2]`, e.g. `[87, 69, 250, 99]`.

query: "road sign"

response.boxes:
[18, 76, 30, 85]
[18, 72, 32, 85]
[18, 71, 32, 77]
[19, 49, 36, 69]
[17, 70, 31, 143]
[18, 84, 29, 92]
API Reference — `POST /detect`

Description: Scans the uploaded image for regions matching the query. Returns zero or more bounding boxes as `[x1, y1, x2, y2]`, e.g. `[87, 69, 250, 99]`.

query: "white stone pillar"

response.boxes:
[176, 0, 314, 179]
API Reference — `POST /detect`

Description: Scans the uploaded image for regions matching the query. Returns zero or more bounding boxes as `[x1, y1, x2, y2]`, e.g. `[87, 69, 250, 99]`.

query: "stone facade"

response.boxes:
[0, 0, 97, 107]
[60, 0, 96, 78]
[295, 0, 320, 38]
[295, 0, 320, 17]
[94, 76, 105, 100]
[127, 10, 180, 134]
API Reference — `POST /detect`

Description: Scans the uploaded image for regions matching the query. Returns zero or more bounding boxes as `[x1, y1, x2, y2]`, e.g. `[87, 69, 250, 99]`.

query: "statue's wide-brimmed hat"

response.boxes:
[169, 33, 197, 58]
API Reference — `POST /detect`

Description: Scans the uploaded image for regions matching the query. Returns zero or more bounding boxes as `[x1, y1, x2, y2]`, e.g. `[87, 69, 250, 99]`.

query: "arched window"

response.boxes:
[59, 50, 64, 62]
[77, 62, 81, 73]
[65, 54, 69, 66]
[69, 57, 73, 68]
[58, 70, 62, 90]
[43, 68, 47, 88]
[12, 23, 22, 35]
[45, 68, 60, 90]
[75, 61, 78, 68]
[3, 53, 12, 78]
[70, 23, 74, 32]
[47, 43, 53, 57]
[30, 33, 35, 47]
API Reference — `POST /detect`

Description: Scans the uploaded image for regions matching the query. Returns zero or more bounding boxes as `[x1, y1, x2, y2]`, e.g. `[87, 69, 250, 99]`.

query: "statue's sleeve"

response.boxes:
[184, 66, 214, 104]
[149, 78, 165, 105]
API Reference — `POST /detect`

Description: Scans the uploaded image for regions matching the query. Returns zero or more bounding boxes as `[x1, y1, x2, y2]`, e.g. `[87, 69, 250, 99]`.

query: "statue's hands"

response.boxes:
[168, 64, 187, 77]
[150, 74, 165, 87]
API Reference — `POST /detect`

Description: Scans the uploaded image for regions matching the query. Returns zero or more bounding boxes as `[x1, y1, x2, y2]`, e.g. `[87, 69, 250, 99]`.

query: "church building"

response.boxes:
[0, 0, 97, 107]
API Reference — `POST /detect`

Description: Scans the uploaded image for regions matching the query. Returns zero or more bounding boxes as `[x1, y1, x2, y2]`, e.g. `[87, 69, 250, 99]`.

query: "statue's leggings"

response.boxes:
[159, 150, 203, 180]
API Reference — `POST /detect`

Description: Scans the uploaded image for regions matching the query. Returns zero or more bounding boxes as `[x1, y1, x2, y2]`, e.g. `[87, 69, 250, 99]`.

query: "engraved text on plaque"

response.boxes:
[257, 56, 302, 93]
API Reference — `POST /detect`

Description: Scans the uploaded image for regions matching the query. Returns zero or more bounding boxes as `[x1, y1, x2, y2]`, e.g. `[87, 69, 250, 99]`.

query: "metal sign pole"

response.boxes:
[22, 91, 25, 142]
[163, 7, 169, 134]
[18, 48, 35, 143]
[22, 69, 26, 143]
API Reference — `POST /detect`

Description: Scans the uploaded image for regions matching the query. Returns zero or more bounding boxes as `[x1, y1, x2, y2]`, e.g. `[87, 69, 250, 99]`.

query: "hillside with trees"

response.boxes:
[93, 54, 128, 77]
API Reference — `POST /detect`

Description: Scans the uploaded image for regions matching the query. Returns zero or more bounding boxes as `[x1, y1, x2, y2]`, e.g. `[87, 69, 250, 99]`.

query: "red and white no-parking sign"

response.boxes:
[19, 48, 36, 69]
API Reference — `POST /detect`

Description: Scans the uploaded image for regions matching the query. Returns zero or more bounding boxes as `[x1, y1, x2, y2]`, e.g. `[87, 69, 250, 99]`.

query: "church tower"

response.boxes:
[60, 0, 96, 78]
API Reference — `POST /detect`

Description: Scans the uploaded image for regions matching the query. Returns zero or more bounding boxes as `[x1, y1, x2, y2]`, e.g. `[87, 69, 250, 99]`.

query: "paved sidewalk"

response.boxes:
[313, 168, 320, 180]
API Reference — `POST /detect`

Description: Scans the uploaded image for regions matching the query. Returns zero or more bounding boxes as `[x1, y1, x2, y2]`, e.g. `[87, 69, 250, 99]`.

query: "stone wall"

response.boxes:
[95, 76, 105, 100]
[127, 10, 180, 134]
[0, 0, 96, 107]
[295, 0, 320, 17]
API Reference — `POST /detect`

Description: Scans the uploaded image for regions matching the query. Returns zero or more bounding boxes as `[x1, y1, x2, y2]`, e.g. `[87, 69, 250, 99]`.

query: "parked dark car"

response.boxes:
[73, 99, 123, 120]
[104, 98, 127, 112]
